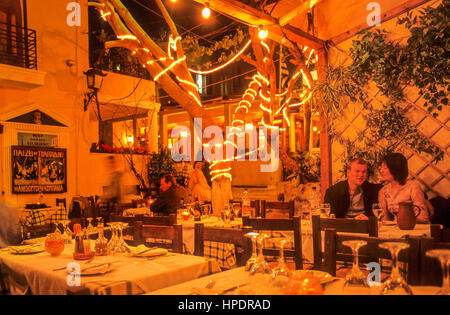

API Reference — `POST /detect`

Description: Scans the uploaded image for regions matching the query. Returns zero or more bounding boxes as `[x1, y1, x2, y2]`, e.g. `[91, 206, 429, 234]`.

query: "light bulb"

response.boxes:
[258, 28, 268, 39]
[202, 6, 211, 19]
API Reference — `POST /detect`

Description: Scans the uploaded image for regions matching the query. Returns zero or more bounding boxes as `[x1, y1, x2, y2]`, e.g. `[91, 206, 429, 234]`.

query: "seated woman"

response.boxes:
[188, 162, 211, 204]
[378, 153, 432, 223]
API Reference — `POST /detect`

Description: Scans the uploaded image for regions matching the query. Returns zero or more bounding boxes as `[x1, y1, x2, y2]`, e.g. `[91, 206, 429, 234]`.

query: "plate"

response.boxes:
[292, 270, 334, 284]
[9, 245, 45, 255]
[382, 221, 397, 226]
[69, 263, 115, 276]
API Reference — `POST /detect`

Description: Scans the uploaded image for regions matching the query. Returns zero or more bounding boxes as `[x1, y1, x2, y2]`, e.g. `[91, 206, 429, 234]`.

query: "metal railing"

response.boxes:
[95, 48, 150, 80]
[0, 21, 37, 70]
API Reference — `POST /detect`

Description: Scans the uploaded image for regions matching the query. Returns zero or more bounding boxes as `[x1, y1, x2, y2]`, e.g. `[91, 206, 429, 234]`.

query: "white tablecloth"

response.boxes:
[0, 243, 220, 295]
[149, 267, 439, 295]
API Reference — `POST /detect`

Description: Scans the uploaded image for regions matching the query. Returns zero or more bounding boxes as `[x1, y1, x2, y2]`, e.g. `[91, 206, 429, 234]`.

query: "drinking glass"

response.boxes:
[111, 222, 130, 256]
[107, 222, 118, 254]
[249, 233, 271, 276]
[244, 232, 259, 271]
[426, 249, 450, 295]
[379, 242, 413, 295]
[372, 203, 383, 222]
[271, 238, 291, 281]
[342, 240, 371, 295]
[95, 217, 103, 227]
[61, 219, 72, 244]
[86, 217, 95, 234]
[320, 203, 331, 218]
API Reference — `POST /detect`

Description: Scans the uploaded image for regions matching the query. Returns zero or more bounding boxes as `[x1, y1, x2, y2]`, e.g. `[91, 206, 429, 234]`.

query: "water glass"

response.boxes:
[426, 249, 450, 295]
[379, 242, 413, 295]
[320, 203, 331, 218]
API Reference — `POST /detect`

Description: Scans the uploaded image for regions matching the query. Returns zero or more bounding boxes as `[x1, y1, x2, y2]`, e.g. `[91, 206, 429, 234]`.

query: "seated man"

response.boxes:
[324, 158, 382, 219]
[151, 175, 182, 216]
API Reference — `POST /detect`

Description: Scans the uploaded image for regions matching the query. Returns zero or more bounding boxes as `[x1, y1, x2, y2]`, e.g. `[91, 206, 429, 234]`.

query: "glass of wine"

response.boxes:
[342, 240, 371, 295]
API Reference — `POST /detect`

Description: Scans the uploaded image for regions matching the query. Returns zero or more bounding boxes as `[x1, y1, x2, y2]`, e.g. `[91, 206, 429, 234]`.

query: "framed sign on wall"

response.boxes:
[11, 146, 67, 194]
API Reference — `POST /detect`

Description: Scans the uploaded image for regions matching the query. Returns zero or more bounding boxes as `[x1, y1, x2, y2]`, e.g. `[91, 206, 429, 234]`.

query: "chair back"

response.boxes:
[23, 223, 56, 239]
[312, 215, 378, 269]
[194, 223, 252, 267]
[260, 200, 294, 219]
[430, 224, 450, 246]
[323, 228, 422, 285]
[422, 226, 450, 286]
[56, 198, 66, 210]
[242, 216, 303, 269]
[133, 221, 183, 253]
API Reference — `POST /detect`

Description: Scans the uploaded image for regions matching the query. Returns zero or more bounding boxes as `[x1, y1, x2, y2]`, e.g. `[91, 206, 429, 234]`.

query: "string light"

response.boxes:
[258, 27, 268, 40]
[259, 90, 271, 102]
[260, 103, 272, 113]
[260, 41, 270, 54]
[301, 69, 311, 89]
[202, 4, 211, 19]
[168, 35, 181, 60]
[188, 91, 203, 107]
[283, 107, 290, 127]
[176, 76, 199, 92]
[188, 40, 252, 75]
[117, 35, 139, 42]
[154, 56, 186, 81]
[100, 10, 111, 21]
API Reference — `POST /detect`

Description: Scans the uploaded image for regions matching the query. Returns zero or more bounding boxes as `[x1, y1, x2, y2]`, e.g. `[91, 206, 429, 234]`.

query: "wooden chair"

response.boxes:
[231, 200, 260, 217]
[312, 215, 378, 269]
[194, 223, 252, 267]
[242, 216, 303, 270]
[110, 213, 177, 226]
[260, 200, 294, 219]
[421, 225, 450, 286]
[55, 198, 66, 210]
[133, 221, 183, 253]
[323, 228, 422, 285]
[23, 223, 56, 239]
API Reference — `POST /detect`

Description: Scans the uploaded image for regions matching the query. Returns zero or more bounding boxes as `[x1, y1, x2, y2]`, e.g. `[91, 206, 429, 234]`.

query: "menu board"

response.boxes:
[18, 133, 58, 147]
[11, 146, 67, 194]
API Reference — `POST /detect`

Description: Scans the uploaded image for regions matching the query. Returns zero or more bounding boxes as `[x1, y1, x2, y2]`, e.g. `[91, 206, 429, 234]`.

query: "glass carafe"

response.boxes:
[94, 223, 109, 256]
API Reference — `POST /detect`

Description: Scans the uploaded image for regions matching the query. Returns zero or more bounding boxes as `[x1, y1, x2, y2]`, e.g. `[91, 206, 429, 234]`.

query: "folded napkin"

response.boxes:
[129, 245, 168, 257]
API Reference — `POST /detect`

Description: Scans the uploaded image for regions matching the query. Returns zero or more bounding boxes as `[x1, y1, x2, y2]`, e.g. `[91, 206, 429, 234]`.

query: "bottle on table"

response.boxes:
[94, 223, 108, 256]
[241, 189, 252, 217]
[310, 186, 321, 217]
[73, 224, 94, 260]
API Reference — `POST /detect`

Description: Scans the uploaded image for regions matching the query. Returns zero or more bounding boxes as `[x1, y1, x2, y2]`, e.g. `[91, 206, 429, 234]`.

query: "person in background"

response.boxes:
[0, 203, 21, 248]
[324, 157, 382, 219]
[201, 160, 212, 187]
[97, 156, 126, 213]
[378, 153, 432, 223]
[151, 175, 182, 216]
[188, 161, 211, 204]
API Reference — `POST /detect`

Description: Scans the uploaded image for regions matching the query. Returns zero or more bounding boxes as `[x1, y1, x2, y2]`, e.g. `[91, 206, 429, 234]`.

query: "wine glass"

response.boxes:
[342, 240, 371, 295]
[244, 232, 259, 271]
[95, 217, 103, 227]
[86, 218, 95, 234]
[426, 249, 450, 295]
[320, 203, 331, 218]
[249, 233, 271, 276]
[111, 222, 130, 256]
[372, 203, 383, 223]
[271, 237, 292, 282]
[107, 222, 118, 254]
[379, 242, 413, 295]
[61, 220, 72, 244]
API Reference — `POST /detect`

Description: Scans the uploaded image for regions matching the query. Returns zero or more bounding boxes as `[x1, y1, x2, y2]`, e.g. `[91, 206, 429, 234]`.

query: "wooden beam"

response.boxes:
[192, 0, 326, 50]
[279, 0, 322, 26]
[330, 0, 434, 45]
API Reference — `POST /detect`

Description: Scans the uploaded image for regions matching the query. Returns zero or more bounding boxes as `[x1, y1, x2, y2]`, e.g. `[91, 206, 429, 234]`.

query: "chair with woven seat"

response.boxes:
[194, 223, 252, 267]
[56, 198, 66, 210]
[133, 221, 183, 253]
[242, 216, 303, 270]
[312, 215, 378, 270]
[260, 200, 294, 219]
[323, 228, 422, 285]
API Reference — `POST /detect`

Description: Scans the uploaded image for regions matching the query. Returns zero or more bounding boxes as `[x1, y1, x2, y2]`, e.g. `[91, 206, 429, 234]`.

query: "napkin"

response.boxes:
[130, 245, 168, 257]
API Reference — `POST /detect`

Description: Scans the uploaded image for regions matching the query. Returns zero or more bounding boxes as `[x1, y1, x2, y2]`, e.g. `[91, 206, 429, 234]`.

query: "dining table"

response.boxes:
[149, 266, 440, 295]
[0, 242, 220, 295]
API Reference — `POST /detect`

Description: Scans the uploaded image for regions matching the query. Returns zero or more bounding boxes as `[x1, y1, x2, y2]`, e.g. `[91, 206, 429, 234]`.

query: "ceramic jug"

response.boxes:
[397, 202, 421, 230]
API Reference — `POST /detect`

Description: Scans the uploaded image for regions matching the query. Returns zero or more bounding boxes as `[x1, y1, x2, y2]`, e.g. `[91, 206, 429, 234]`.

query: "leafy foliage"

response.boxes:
[147, 146, 175, 190]
[285, 151, 321, 184]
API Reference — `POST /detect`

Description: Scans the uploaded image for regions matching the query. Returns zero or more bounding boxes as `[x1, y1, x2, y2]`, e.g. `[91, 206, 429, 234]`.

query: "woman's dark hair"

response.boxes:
[382, 153, 408, 185]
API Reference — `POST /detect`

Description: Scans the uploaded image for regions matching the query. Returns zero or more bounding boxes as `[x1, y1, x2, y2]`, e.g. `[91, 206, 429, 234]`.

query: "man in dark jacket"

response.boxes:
[151, 175, 181, 216]
[324, 158, 382, 219]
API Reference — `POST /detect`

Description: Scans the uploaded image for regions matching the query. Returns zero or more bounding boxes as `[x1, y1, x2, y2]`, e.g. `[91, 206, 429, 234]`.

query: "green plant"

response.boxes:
[285, 151, 320, 185]
[147, 146, 175, 191]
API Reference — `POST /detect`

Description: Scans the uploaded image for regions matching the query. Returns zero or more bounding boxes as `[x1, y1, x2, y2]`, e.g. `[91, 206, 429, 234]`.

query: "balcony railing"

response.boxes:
[95, 48, 150, 80]
[0, 21, 37, 70]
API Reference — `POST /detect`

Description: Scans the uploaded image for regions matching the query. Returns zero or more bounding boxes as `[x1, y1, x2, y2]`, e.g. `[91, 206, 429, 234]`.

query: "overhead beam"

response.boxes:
[330, 0, 434, 45]
[192, 0, 326, 50]
[279, 0, 322, 26]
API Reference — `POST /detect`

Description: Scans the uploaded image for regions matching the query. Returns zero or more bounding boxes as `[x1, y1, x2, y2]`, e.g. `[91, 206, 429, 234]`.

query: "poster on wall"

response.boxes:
[11, 146, 67, 194]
